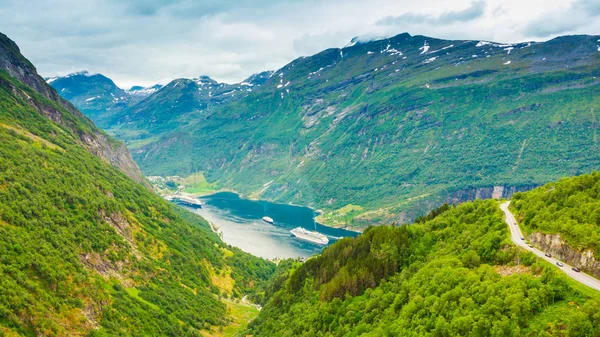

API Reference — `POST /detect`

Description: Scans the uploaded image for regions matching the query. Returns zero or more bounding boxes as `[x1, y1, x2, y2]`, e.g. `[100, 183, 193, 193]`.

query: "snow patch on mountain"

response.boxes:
[45, 70, 95, 84]
[127, 84, 163, 96]
[343, 35, 388, 49]
[476, 41, 515, 49]
[344, 37, 360, 48]
[382, 44, 403, 56]
[429, 45, 454, 54]
[309, 67, 324, 76]
[424, 57, 437, 64]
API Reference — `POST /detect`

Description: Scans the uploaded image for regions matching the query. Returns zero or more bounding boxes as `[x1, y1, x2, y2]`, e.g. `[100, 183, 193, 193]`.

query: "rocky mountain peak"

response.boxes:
[243, 70, 274, 86]
[0, 32, 148, 187]
[193, 75, 218, 86]
[0, 33, 64, 102]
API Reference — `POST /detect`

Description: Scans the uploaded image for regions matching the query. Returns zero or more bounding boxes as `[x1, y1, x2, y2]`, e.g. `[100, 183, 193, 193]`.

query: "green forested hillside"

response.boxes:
[0, 40, 274, 336]
[248, 200, 600, 336]
[94, 33, 600, 229]
[511, 172, 600, 256]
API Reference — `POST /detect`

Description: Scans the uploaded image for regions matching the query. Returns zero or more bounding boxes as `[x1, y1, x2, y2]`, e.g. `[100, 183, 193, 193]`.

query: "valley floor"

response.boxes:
[202, 298, 260, 337]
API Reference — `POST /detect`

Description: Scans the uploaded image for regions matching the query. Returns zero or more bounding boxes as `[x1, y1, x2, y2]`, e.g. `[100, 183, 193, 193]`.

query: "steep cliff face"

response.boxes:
[529, 232, 600, 278]
[79, 131, 148, 186]
[447, 185, 538, 204]
[0, 32, 147, 187]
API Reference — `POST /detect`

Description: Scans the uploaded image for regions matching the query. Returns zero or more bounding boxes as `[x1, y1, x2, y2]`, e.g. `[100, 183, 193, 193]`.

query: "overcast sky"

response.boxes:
[1, 0, 599, 88]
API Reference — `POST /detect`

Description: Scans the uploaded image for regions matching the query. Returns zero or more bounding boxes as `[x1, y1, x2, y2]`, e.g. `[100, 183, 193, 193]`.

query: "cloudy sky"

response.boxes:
[1, 0, 599, 88]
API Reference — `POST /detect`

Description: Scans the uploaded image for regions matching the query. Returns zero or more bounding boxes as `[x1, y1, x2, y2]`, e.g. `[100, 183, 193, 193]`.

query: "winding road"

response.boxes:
[500, 201, 600, 292]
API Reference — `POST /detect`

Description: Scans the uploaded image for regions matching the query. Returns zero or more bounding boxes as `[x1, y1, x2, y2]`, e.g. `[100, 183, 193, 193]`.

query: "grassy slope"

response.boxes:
[0, 70, 275, 336]
[247, 200, 600, 336]
[201, 299, 260, 337]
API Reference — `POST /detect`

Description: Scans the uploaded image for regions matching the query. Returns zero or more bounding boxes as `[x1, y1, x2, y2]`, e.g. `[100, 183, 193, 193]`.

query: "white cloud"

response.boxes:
[0, 0, 598, 88]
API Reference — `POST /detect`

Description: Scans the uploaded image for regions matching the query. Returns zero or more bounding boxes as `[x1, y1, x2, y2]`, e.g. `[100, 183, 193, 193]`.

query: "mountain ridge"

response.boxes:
[51, 31, 600, 229]
[0, 33, 149, 187]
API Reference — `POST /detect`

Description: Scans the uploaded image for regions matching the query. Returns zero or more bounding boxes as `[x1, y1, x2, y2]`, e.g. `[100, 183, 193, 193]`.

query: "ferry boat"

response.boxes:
[172, 195, 202, 208]
[262, 216, 274, 224]
[290, 227, 329, 245]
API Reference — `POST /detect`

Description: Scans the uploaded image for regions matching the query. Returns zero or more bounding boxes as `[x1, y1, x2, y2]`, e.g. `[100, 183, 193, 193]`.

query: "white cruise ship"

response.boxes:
[290, 227, 329, 245]
[172, 195, 202, 208]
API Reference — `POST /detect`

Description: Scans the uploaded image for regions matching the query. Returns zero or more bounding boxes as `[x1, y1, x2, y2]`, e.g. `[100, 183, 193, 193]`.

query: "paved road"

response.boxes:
[500, 201, 600, 292]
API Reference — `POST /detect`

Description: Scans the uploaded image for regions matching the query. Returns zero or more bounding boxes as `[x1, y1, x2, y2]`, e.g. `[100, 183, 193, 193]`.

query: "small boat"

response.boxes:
[262, 216, 274, 224]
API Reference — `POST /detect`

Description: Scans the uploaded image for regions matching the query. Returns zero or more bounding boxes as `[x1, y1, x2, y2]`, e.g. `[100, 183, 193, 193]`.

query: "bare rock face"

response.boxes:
[0, 33, 59, 101]
[528, 232, 600, 279]
[0, 32, 148, 187]
[447, 184, 537, 204]
[80, 132, 147, 187]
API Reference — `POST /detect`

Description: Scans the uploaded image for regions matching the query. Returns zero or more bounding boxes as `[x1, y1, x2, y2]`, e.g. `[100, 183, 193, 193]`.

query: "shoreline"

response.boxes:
[187, 189, 363, 234]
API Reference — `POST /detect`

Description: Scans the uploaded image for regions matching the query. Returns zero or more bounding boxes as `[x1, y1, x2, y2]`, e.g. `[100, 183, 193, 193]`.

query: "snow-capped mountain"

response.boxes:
[126, 84, 164, 97]
[46, 71, 164, 127]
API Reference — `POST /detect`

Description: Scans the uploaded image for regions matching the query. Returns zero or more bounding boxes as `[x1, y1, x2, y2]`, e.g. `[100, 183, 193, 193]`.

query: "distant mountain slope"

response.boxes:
[114, 32, 600, 228]
[47, 69, 273, 137]
[47, 71, 160, 129]
[0, 32, 274, 336]
[109, 71, 274, 139]
[247, 199, 600, 336]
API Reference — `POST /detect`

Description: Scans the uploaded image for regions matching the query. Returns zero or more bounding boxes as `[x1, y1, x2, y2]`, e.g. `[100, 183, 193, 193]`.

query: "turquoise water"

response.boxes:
[184, 192, 359, 259]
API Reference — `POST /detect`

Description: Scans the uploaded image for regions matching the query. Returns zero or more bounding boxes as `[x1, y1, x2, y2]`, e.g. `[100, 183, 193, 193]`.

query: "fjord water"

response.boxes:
[187, 192, 359, 259]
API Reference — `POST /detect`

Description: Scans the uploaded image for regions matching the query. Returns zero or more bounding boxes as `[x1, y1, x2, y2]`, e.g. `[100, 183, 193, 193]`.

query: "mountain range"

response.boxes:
[48, 32, 600, 229]
[46, 71, 162, 129]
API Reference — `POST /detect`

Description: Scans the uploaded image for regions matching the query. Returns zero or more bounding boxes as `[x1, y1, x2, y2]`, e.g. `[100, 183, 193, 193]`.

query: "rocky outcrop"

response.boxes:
[80, 132, 148, 187]
[80, 251, 134, 287]
[447, 185, 537, 204]
[100, 211, 134, 244]
[0, 33, 60, 102]
[528, 232, 600, 279]
[0, 32, 148, 187]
